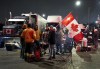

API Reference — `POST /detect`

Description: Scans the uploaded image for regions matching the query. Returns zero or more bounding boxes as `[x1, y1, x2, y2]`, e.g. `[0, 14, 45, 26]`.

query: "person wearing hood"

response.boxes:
[48, 25, 56, 60]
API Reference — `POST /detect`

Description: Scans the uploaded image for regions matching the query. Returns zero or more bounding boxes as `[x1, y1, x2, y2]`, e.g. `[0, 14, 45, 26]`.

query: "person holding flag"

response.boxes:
[62, 12, 83, 43]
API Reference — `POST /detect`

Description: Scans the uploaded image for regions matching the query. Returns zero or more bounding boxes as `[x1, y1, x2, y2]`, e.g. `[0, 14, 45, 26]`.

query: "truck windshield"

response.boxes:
[9, 21, 24, 25]
[47, 22, 60, 30]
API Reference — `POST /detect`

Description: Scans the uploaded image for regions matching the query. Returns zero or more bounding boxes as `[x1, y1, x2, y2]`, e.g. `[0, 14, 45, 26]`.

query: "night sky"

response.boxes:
[0, 0, 100, 24]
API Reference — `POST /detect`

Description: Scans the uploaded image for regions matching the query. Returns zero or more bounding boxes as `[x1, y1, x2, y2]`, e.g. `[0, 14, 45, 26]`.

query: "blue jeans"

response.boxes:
[49, 44, 56, 58]
[56, 43, 62, 53]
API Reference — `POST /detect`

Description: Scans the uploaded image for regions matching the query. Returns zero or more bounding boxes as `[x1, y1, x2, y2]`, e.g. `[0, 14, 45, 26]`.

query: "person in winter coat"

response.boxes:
[64, 30, 74, 53]
[20, 24, 27, 59]
[34, 25, 41, 47]
[48, 25, 56, 60]
[93, 29, 99, 49]
[21, 23, 36, 62]
[55, 29, 63, 54]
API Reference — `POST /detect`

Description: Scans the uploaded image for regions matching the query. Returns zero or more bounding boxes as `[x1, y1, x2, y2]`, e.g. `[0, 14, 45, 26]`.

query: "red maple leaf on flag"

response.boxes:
[62, 12, 83, 42]
[71, 23, 78, 32]
[6, 29, 11, 34]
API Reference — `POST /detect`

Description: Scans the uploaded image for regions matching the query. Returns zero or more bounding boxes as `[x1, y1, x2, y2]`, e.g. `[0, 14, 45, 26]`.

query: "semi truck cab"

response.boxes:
[3, 19, 26, 37]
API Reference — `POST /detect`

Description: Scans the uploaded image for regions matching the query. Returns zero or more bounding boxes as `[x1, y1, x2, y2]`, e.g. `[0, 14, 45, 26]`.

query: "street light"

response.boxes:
[75, 0, 81, 21]
[42, 14, 46, 17]
[75, 0, 81, 7]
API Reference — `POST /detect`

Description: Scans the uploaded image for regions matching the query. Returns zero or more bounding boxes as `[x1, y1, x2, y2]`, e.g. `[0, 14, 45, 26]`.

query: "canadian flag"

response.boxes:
[62, 12, 83, 43]
[6, 29, 11, 34]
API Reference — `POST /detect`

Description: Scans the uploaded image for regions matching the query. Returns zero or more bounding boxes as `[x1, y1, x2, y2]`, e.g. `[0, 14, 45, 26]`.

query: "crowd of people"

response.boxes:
[82, 26, 99, 49]
[20, 23, 74, 62]
[19, 23, 99, 62]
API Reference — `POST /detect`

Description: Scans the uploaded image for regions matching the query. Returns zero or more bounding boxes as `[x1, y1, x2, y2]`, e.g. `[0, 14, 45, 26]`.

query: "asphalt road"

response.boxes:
[0, 42, 100, 69]
[0, 48, 72, 69]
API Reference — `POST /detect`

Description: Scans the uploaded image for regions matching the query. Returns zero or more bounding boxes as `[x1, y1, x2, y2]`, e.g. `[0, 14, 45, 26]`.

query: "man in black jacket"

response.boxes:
[48, 25, 56, 60]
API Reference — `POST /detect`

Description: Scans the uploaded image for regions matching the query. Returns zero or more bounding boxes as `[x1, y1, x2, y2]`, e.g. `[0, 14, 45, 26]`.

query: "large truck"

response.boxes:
[3, 18, 26, 36]
[2, 12, 47, 51]
[3, 13, 47, 37]
[21, 13, 47, 29]
[46, 15, 62, 30]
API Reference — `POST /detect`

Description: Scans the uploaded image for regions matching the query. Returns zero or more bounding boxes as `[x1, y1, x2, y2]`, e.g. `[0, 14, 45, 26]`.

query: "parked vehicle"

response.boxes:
[2, 12, 47, 52]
